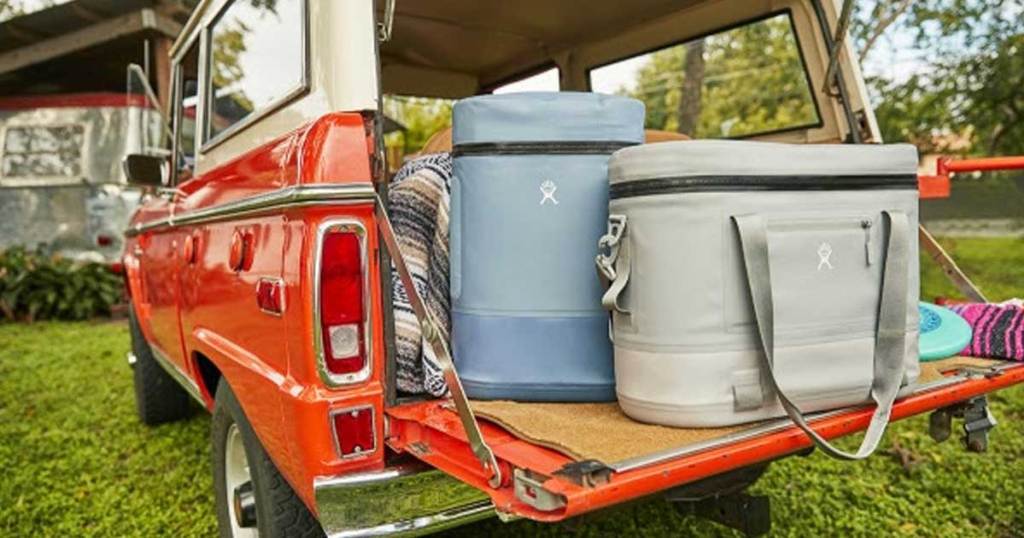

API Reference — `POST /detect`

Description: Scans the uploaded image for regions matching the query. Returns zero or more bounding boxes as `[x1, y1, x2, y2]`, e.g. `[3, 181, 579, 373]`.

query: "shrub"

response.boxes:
[0, 246, 123, 322]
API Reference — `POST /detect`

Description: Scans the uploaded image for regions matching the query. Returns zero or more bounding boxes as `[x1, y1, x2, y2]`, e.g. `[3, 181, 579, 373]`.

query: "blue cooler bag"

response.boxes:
[450, 92, 645, 401]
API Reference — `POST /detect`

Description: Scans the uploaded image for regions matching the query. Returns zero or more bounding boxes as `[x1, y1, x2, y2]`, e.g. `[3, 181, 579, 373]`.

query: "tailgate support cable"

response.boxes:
[374, 198, 503, 488]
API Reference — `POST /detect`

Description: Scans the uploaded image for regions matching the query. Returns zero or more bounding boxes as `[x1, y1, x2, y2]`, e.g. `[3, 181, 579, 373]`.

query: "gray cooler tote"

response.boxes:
[451, 92, 644, 401]
[597, 140, 920, 459]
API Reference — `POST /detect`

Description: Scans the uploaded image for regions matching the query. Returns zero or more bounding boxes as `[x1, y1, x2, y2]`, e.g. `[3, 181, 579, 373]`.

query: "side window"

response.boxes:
[207, 0, 305, 141]
[492, 67, 560, 94]
[172, 41, 199, 184]
[589, 12, 820, 138]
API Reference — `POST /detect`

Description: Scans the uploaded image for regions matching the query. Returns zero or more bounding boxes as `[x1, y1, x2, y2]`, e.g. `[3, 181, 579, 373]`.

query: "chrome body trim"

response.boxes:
[328, 405, 377, 460]
[313, 463, 494, 537]
[313, 219, 373, 387]
[125, 183, 376, 236]
[149, 344, 206, 406]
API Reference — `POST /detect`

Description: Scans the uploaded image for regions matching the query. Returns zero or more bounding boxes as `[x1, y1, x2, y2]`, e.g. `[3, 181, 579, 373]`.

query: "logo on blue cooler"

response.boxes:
[540, 180, 559, 206]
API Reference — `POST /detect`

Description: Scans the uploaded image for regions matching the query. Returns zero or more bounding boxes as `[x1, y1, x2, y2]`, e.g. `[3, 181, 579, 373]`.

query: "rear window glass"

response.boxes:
[1, 125, 85, 178]
[492, 67, 560, 94]
[589, 12, 820, 138]
[207, 0, 306, 141]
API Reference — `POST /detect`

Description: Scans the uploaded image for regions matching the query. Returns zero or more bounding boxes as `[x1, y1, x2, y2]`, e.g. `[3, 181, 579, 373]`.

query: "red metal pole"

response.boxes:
[938, 156, 1024, 176]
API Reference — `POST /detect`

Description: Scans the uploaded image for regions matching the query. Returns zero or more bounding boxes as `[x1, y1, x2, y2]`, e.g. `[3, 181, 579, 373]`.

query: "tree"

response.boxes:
[383, 96, 453, 155]
[855, 0, 1024, 155]
[677, 40, 705, 137]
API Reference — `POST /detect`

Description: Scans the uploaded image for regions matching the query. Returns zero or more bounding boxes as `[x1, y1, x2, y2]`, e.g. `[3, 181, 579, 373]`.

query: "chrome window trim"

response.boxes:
[125, 183, 376, 236]
[313, 218, 373, 388]
[327, 404, 377, 460]
[199, 0, 311, 154]
[149, 344, 206, 405]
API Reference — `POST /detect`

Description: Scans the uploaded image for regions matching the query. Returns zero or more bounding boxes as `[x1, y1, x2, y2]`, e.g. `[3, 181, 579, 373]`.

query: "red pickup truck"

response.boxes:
[121, 1, 1024, 536]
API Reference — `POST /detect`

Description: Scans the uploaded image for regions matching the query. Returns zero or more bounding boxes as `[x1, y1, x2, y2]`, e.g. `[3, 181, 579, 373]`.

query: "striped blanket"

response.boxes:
[950, 302, 1024, 361]
[388, 153, 452, 396]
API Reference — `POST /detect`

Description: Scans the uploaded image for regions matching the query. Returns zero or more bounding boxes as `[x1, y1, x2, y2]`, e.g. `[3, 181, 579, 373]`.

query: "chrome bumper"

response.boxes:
[314, 462, 494, 537]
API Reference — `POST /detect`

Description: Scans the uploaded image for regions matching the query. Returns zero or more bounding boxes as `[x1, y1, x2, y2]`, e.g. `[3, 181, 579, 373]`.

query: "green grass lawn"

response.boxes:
[1, 236, 1022, 537]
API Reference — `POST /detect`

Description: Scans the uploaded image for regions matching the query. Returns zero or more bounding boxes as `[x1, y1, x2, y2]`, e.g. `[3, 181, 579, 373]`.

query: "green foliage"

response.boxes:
[858, 0, 1024, 155]
[0, 247, 122, 323]
[1, 240, 1021, 536]
[621, 15, 818, 138]
[383, 95, 454, 154]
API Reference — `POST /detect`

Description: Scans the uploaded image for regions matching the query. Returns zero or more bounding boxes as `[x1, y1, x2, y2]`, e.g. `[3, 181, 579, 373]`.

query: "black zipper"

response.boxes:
[610, 174, 919, 199]
[452, 140, 636, 157]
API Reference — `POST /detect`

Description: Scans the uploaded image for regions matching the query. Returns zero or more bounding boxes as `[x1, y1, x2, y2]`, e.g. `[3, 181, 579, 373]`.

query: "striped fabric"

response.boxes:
[388, 153, 453, 396]
[950, 303, 1024, 361]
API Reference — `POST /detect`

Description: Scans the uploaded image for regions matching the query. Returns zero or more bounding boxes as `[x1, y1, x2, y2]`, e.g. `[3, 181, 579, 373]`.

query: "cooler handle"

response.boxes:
[596, 214, 631, 314]
[731, 210, 911, 460]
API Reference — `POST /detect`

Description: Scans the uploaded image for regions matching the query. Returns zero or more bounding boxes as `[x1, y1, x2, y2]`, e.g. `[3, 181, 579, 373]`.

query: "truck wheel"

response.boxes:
[212, 381, 324, 538]
[129, 304, 193, 425]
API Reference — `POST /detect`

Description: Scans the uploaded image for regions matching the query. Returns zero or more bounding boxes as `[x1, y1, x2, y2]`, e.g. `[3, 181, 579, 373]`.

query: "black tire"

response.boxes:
[212, 380, 324, 538]
[129, 303, 193, 425]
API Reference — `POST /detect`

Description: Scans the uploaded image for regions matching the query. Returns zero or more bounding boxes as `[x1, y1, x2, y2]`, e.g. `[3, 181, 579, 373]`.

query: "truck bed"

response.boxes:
[386, 357, 1024, 522]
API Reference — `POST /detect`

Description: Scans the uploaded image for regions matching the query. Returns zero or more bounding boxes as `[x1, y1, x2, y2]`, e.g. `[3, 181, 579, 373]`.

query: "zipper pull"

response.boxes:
[861, 219, 874, 266]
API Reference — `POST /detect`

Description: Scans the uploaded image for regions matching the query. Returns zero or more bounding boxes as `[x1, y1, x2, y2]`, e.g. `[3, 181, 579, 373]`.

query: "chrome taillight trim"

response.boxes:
[313, 218, 372, 387]
[328, 404, 378, 460]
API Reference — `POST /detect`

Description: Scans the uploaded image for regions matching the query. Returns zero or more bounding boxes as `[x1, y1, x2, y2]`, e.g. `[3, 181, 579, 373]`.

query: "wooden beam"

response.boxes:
[0, 8, 182, 76]
[152, 36, 173, 115]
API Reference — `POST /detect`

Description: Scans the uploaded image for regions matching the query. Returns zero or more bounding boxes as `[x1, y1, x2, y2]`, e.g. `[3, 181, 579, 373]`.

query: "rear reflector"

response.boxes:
[319, 229, 367, 378]
[256, 278, 284, 315]
[331, 406, 375, 458]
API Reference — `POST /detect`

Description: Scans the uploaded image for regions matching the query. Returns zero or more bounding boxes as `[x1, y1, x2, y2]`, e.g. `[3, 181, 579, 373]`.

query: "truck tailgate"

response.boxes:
[386, 358, 1024, 522]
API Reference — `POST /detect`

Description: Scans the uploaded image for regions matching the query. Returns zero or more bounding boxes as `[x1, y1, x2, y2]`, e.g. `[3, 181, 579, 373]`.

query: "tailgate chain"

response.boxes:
[375, 198, 503, 488]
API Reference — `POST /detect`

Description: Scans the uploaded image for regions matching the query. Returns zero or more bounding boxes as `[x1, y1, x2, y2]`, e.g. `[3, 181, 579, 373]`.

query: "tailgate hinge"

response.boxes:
[929, 395, 997, 453]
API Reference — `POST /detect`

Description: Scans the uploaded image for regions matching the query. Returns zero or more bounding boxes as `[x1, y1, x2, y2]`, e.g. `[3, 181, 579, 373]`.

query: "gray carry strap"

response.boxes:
[732, 210, 911, 460]
[374, 198, 502, 488]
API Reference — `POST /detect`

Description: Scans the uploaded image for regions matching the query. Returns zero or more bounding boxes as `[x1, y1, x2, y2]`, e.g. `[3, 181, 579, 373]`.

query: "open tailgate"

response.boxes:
[386, 359, 1024, 522]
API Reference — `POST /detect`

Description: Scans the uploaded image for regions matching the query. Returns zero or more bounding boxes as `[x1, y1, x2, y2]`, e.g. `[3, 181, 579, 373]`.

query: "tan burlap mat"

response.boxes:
[470, 357, 1002, 465]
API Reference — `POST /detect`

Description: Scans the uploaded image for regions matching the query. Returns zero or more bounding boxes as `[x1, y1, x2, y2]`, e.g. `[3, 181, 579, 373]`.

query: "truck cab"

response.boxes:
[121, 1, 1023, 536]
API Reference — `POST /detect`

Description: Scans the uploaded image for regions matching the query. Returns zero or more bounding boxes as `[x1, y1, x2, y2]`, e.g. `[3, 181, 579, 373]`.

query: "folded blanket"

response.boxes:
[950, 302, 1024, 361]
[388, 153, 452, 396]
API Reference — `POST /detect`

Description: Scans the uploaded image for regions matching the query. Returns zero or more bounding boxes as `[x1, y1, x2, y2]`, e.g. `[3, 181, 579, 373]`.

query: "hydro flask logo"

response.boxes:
[539, 180, 559, 206]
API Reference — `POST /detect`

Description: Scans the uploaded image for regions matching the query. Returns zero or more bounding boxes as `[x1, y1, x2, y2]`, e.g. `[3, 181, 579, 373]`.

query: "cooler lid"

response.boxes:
[609, 140, 919, 185]
[452, 92, 645, 146]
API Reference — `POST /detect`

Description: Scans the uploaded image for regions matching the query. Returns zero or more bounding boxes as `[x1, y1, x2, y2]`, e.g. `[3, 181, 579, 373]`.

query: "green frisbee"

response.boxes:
[919, 302, 972, 361]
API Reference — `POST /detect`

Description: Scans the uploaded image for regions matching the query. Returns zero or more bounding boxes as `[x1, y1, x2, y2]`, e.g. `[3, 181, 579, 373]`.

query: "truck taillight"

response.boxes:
[318, 224, 369, 384]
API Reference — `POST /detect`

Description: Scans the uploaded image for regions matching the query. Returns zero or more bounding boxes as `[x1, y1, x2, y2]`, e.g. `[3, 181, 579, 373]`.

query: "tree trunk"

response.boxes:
[677, 39, 706, 137]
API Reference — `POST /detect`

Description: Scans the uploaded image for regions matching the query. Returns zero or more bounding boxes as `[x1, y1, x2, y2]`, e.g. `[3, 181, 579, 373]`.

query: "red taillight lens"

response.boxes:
[319, 231, 366, 377]
[256, 278, 284, 315]
[331, 406, 375, 457]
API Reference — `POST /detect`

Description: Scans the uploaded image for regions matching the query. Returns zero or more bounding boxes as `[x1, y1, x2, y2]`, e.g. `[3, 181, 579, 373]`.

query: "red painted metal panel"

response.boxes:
[388, 364, 1024, 522]
[0, 92, 150, 109]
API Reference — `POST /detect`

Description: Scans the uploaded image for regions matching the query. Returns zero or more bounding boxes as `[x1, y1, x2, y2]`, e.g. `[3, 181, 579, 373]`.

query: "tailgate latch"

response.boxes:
[513, 469, 566, 512]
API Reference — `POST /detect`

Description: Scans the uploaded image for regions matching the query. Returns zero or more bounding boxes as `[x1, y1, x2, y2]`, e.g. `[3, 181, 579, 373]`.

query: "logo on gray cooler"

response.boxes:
[817, 242, 834, 270]
[539, 180, 559, 205]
